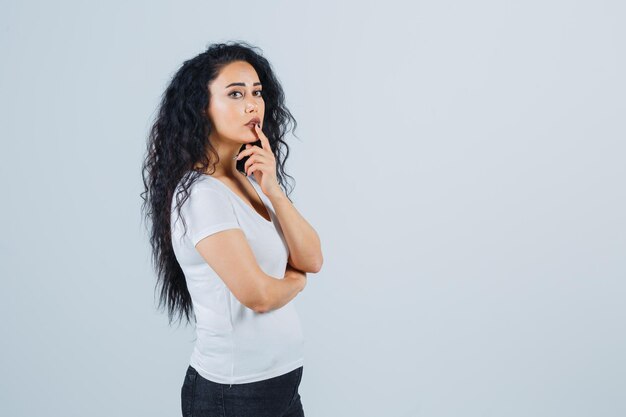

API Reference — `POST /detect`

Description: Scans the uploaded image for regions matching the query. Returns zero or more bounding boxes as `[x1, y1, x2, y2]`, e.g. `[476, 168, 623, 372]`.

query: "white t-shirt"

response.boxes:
[170, 172, 305, 384]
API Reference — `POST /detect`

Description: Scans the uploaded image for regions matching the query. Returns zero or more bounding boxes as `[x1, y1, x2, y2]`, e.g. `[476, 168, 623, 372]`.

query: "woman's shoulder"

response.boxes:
[191, 174, 223, 190]
[173, 174, 231, 205]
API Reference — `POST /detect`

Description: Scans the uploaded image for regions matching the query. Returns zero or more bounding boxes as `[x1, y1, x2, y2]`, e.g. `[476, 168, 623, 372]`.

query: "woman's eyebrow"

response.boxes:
[224, 82, 262, 89]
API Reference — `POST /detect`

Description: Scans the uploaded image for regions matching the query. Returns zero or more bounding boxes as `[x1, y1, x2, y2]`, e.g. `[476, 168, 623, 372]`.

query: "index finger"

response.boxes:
[254, 123, 272, 151]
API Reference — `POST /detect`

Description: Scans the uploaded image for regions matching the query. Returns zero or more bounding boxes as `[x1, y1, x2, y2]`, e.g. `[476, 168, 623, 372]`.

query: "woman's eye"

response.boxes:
[229, 90, 263, 98]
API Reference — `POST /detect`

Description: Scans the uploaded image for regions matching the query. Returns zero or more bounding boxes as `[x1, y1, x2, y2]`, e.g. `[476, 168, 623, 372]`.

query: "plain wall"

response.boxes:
[1, 0, 624, 416]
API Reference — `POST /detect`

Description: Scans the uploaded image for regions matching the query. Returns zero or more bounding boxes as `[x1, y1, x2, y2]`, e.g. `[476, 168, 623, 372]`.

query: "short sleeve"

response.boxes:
[180, 185, 241, 246]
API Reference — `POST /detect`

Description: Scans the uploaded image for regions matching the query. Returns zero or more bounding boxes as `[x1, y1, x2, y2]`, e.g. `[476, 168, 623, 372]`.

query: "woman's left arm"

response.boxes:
[267, 190, 323, 273]
[237, 123, 323, 274]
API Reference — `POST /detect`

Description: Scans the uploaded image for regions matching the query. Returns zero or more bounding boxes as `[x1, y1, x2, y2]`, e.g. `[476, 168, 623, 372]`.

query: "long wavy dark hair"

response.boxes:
[140, 41, 298, 326]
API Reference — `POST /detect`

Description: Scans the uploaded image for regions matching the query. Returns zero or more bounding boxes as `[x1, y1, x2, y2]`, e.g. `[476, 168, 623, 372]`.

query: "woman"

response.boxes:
[141, 41, 323, 417]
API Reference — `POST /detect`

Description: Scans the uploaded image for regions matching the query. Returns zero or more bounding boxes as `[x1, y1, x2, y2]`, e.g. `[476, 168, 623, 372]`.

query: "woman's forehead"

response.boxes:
[214, 61, 260, 87]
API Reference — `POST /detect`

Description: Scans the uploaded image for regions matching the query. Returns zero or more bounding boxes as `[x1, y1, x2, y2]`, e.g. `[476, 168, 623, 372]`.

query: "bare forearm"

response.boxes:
[267, 191, 323, 273]
[259, 268, 306, 313]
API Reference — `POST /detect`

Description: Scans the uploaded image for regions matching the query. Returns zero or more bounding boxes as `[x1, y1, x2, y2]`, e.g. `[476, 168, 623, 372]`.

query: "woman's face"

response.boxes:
[206, 60, 265, 145]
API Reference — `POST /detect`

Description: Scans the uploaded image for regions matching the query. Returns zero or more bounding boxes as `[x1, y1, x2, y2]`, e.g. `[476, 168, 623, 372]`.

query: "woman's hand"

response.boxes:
[285, 262, 307, 292]
[236, 123, 282, 198]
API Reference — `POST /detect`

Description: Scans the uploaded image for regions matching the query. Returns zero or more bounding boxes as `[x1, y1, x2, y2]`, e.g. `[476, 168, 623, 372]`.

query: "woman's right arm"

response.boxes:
[194, 228, 306, 314]
[263, 263, 307, 312]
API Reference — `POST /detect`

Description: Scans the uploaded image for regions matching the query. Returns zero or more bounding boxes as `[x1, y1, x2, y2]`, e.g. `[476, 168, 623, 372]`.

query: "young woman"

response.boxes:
[141, 41, 323, 417]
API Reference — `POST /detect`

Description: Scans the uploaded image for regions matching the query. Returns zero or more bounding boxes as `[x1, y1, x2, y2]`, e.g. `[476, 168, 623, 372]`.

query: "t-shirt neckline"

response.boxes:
[201, 173, 273, 225]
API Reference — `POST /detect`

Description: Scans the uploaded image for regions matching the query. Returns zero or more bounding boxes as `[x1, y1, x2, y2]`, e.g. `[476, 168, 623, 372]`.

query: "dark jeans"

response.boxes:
[181, 365, 305, 417]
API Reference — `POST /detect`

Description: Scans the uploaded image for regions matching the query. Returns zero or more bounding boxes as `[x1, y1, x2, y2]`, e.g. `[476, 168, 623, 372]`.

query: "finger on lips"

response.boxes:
[236, 124, 268, 160]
